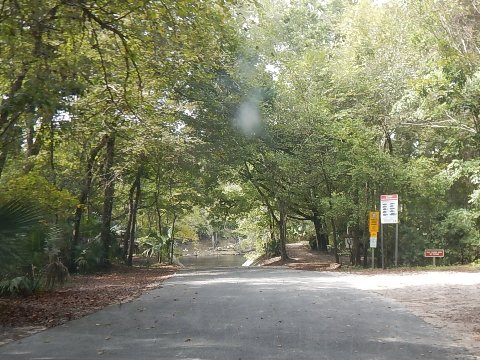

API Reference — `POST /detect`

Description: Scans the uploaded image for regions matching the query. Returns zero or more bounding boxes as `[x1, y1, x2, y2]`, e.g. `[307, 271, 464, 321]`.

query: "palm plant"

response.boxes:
[0, 200, 46, 295]
[0, 199, 42, 232]
[0, 200, 42, 275]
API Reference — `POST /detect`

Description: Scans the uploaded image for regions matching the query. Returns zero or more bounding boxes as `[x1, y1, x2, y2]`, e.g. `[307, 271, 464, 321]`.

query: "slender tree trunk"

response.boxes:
[123, 184, 135, 261]
[0, 67, 28, 179]
[100, 134, 115, 268]
[70, 134, 109, 271]
[312, 213, 320, 250]
[351, 227, 360, 266]
[23, 111, 52, 174]
[330, 217, 339, 263]
[127, 169, 142, 266]
[154, 192, 162, 237]
[351, 188, 362, 266]
[0, 72, 27, 128]
[169, 214, 177, 265]
[278, 201, 288, 261]
[154, 174, 163, 263]
[312, 210, 328, 251]
[269, 213, 276, 244]
[49, 116, 56, 185]
[363, 239, 368, 268]
[319, 158, 337, 260]
[0, 150, 7, 179]
[70, 205, 85, 272]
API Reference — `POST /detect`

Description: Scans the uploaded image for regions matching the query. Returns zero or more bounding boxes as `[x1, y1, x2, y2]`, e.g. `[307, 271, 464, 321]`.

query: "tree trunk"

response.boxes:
[0, 67, 28, 179]
[312, 213, 320, 250]
[0, 68, 27, 136]
[0, 150, 7, 180]
[169, 215, 177, 265]
[69, 134, 109, 271]
[49, 116, 57, 185]
[123, 182, 135, 261]
[278, 201, 288, 261]
[312, 211, 328, 251]
[351, 188, 362, 266]
[154, 189, 162, 237]
[330, 218, 339, 263]
[269, 212, 276, 244]
[362, 238, 368, 268]
[100, 134, 116, 268]
[351, 227, 361, 266]
[127, 168, 142, 266]
[153, 173, 163, 263]
[22, 110, 53, 174]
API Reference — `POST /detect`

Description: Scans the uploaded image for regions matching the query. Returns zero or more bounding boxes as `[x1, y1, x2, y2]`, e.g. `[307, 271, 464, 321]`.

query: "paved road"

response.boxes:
[0, 268, 475, 359]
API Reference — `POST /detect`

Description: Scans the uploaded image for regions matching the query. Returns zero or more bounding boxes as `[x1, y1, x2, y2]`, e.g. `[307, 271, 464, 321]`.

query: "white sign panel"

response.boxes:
[345, 237, 353, 249]
[370, 236, 377, 248]
[380, 194, 398, 224]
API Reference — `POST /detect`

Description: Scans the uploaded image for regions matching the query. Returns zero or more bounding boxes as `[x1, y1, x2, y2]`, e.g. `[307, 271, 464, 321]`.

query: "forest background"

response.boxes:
[1, 0, 479, 294]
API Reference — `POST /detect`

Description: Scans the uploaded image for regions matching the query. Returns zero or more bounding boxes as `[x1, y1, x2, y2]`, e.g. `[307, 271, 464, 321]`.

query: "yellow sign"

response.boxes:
[369, 211, 379, 234]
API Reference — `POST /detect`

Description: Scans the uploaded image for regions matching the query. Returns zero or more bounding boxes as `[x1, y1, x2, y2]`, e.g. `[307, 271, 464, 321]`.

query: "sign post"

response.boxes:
[369, 236, 377, 269]
[380, 194, 399, 267]
[395, 223, 399, 267]
[369, 211, 379, 269]
[424, 249, 444, 266]
[380, 223, 384, 269]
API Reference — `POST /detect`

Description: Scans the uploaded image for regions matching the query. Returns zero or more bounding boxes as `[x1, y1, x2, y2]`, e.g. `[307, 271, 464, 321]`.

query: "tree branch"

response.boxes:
[74, 1, 143, 92]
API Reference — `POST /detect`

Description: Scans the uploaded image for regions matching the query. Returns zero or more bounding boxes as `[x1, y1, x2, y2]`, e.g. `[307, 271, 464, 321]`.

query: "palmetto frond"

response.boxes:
[0, 200, 42, 277]
[0, 200, 42, 235]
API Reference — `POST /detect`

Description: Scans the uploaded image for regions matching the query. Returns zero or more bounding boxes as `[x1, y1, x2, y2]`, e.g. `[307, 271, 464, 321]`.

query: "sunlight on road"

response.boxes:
[344, 272, 480, 290]
[175, 269, 480, 291]
[173, 269, 480, 292]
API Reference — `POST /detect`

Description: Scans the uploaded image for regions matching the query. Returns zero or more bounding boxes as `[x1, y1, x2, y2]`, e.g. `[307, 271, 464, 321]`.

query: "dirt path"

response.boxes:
[367, 273, 480, 355]
[262, 242, 341, 270]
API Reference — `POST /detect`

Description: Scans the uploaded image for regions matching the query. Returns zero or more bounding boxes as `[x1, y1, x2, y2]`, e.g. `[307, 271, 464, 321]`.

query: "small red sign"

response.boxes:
[424, 249, 445, 257]
[381, 194, 398, 201]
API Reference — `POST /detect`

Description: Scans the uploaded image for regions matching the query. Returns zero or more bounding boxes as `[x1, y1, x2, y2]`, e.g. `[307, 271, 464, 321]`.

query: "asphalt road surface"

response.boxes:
[0, 268, 475, 359]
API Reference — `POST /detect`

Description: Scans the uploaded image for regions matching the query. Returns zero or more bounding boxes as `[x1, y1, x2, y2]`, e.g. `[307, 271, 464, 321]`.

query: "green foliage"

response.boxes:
[0, 173, 76, 222]
[74, 237, 104, 273]
[0, 199, 71, 294]
[0, 199, 42, 235]
[1, 0, 480, 270]
[44, 261, 69, 289]
[0, 200, 42, 277]
[0, 276, 39, 297]
[434, 209, 480, 264]
[137, 234, 168, 261]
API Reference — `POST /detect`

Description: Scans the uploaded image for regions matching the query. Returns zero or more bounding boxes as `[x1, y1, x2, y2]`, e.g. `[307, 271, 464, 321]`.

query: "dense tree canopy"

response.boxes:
[1, 0, 479, 291]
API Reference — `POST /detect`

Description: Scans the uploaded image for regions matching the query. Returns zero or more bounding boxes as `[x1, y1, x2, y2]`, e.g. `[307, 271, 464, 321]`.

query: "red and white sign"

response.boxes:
[380, 194, 398, 224]
[424, 249, 445, 257]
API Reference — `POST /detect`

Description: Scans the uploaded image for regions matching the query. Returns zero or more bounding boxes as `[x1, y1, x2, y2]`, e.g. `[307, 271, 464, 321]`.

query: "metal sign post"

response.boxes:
[380, 194, 399, 268]
[380, 224, 384, 269]
[369, 211, 379, 269]
[369, 236, 377, 269]
[395, 223, 399, 267]
[424, 249, 445, 266]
